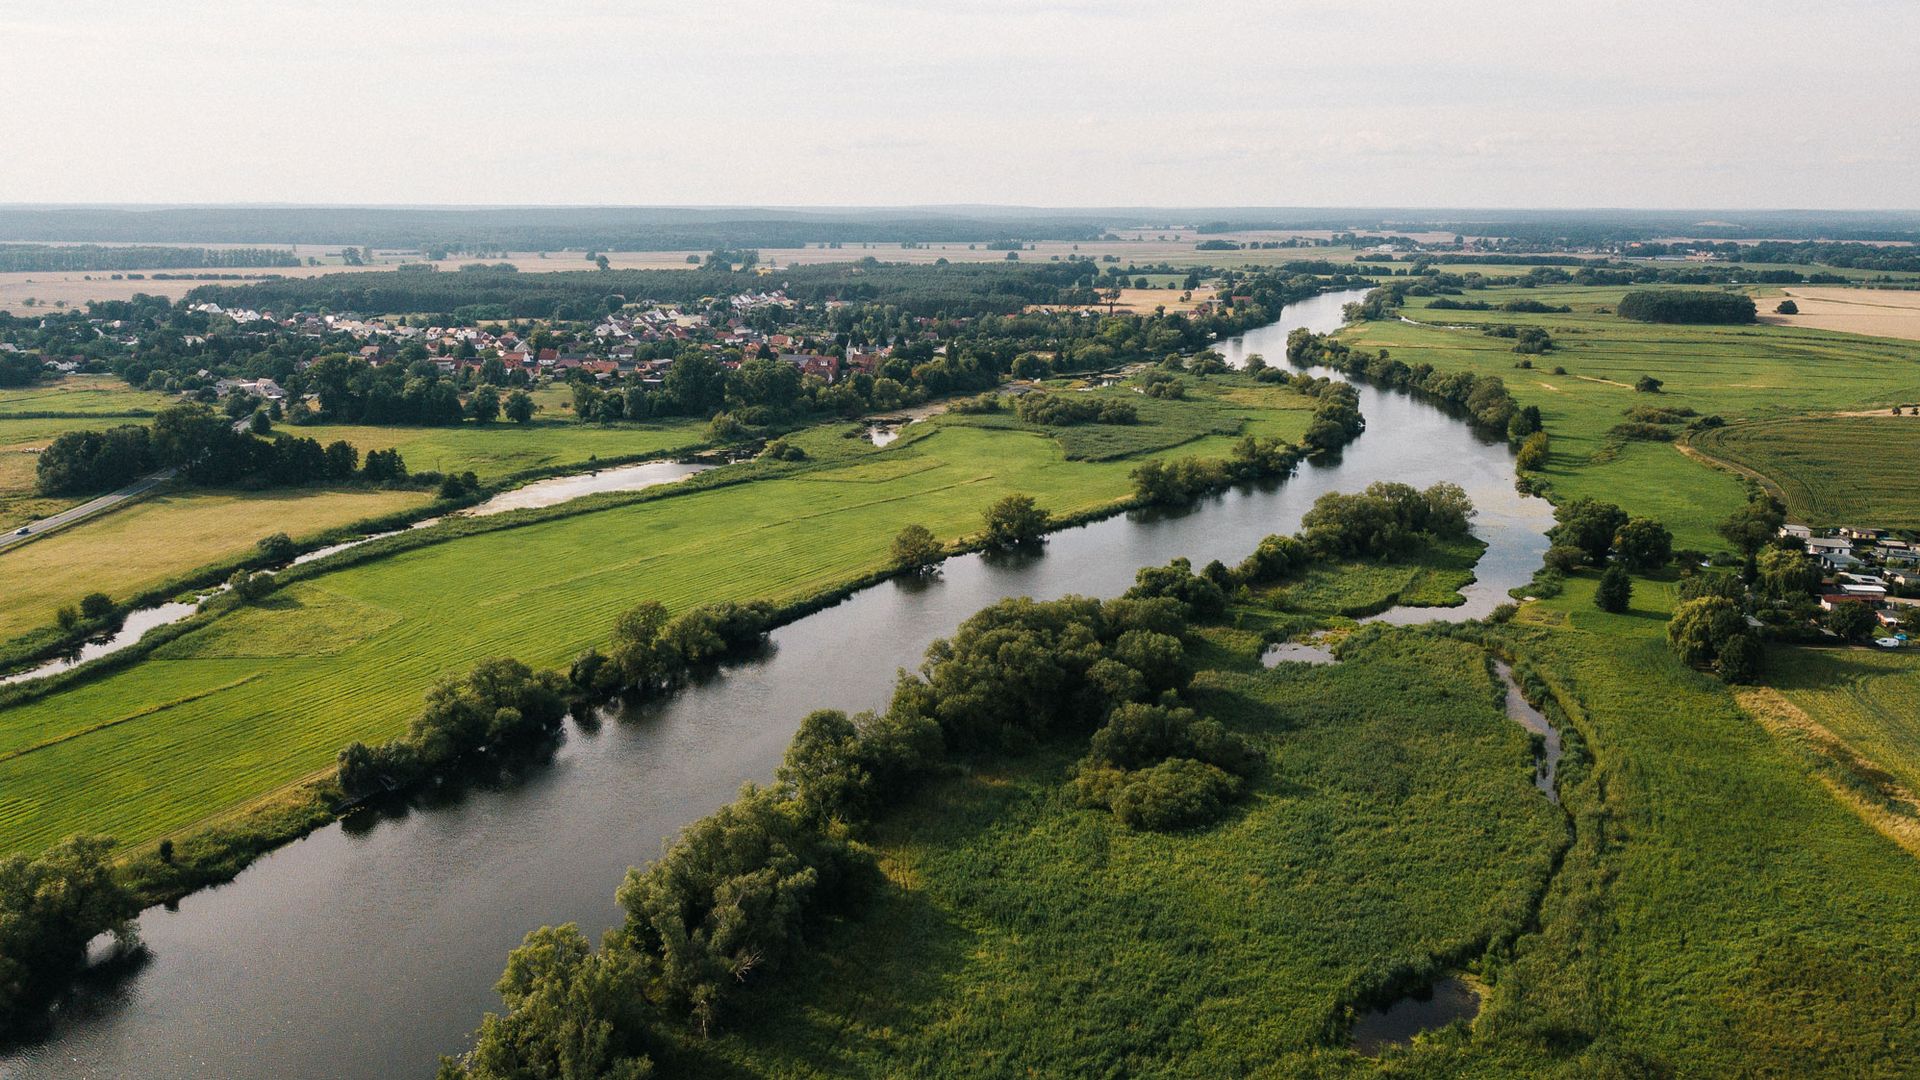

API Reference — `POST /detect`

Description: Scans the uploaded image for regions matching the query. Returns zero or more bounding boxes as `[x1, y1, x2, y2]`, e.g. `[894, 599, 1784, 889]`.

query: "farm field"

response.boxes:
[1340, 286, 1920, 550]
[0, 380, 1316, 856]
[0, 485, 432, 642]
[0, 377, 183, 525]
[1690, 415, 1920, 528]
[1758, 286, 1920, 342]
[677, 629, 1561, 1076]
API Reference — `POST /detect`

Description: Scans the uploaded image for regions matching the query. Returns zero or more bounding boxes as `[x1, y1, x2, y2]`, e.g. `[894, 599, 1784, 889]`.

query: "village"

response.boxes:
[1783, 522, 1920, 645]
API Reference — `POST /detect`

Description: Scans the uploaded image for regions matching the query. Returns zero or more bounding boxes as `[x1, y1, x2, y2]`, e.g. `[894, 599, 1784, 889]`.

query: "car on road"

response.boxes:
[12, 526, 27, 536]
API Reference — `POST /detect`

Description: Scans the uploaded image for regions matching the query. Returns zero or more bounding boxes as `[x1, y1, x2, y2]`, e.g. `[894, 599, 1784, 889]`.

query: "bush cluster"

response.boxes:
[1011, 392, 1137, 426]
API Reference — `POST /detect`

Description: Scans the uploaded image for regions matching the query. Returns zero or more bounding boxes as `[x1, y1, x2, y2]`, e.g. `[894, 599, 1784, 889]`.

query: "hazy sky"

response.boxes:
[6, 0, 1914, 208]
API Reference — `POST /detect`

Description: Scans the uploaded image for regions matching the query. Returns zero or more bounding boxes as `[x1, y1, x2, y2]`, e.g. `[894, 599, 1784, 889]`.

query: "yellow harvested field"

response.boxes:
[0, 486, 430, 640]
[1028, 286, 1219, 315]
[1757, 288, 1920, 342]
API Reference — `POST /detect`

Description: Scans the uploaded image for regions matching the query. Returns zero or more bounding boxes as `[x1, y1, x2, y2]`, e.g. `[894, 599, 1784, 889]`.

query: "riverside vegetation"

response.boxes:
[0, 362, 1355, 1029]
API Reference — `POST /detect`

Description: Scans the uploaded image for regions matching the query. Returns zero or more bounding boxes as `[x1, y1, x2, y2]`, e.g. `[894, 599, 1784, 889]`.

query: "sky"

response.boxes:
[4, 0, 1915, 209]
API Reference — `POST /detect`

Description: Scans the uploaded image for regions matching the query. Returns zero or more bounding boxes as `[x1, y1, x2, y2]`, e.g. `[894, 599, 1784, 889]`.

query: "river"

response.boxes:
[1, 289, 1555, 1078]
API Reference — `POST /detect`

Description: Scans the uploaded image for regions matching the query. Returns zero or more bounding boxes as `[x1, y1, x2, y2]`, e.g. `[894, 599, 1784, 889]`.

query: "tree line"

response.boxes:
[1616, 290, 1758, 324]
[35, 403, 402, 496]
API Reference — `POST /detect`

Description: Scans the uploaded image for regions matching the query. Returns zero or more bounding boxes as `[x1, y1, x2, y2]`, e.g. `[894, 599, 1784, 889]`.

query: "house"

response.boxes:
[1807, 536, 1852, 554]
[1819, 593, 1875, 611]
[1820, 550, 1864, 572]
[212, 377, 287, 402]
[1778, 523, 1812, 542]
[778, 353, 840, 382]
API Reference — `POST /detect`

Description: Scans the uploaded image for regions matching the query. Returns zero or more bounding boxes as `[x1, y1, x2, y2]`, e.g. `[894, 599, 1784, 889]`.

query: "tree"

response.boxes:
[1775, 299, 1799, 315]
[504, 390, 536, 424]
[1825, 602, 1877, 642]
[1549, 498, 1628, 565]
[1595, 565, 1632, 613]
[889, 524, 943, 573]
[1719, 495, 1786, 555]
[982, 494, 1050, 549]
[1716, 633, 1763, 684]
[1613, 517, 1674, 570]
[469, 385, 501, 424]
[1668, 596, 1743, 668]
[1756, 547, 1820, 600]
[77, 592, 114, 621]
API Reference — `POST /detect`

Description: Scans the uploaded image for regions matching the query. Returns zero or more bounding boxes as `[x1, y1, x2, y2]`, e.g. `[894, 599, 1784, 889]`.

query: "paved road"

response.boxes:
[0, 468, 178, 554]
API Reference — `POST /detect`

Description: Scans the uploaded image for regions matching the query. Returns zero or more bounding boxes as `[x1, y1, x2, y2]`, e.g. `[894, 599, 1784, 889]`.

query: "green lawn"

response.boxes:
[1692, 415, 1920, 528]
[0, 380, 1314, 855]
[1340, 286, 1920, 551]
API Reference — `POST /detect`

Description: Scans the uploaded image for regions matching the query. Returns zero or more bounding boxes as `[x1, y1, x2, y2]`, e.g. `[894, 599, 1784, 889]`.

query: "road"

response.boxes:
[0, 468, 178, 553]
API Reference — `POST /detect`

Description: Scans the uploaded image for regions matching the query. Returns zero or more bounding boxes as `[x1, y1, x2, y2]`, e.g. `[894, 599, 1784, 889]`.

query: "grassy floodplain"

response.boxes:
[677, 624, 1562, 1076]
[1339, 286, 1920, 548]
[0, 379, 1314, 856]
[677, 567, 1920, 1076]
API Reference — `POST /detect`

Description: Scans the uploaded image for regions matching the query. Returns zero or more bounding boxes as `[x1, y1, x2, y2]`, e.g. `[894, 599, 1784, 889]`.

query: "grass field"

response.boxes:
[0, 380, 1314, 856]
[0, 374, 173, 416]
[0, 485, 432, 642]
[1691, 415, 1920, 527]
[1341, 286, 1920, 550]
[284, 416, 708, 481]
[1766, 646, 1920, 798]
[675, 631, 1561, 1077]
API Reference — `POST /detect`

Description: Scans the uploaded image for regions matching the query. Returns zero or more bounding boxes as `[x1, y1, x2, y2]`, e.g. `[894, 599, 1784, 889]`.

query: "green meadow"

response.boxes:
[1340, 286, 1920, 550]
[0, 379, 1315, 855]
[285, 416, 708, 481]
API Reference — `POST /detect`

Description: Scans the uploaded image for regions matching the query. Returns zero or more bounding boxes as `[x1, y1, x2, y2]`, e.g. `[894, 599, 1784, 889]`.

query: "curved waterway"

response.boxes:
[4, 289, 1555, 1078]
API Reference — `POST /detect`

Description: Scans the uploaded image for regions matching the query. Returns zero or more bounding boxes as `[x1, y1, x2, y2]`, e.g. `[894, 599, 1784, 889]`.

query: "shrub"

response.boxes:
[78, 592, 114, 620]
[1103, 758, 1243, 831]
[1515, 430, 1550, 470]
[256, 531, 297, 565]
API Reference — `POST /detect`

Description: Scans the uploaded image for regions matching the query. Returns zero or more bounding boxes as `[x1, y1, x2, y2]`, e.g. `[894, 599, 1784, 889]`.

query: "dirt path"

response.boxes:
[1572, 374, 1634, 389]
[1674, 434, 1787, 505]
